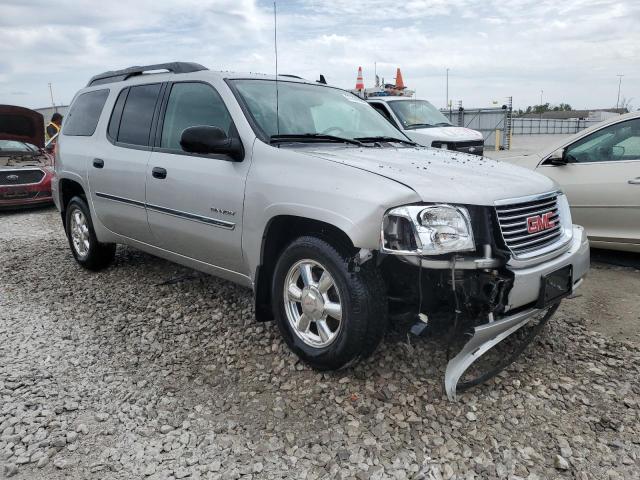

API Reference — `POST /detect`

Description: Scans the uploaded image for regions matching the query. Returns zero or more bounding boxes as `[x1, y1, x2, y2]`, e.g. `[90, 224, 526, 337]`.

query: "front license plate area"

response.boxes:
[537, 265, 573, 308]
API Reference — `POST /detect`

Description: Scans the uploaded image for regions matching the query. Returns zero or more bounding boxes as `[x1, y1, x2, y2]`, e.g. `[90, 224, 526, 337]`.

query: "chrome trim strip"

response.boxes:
[146, 203, 235, 230]
[495, 198, 556, 214]
[94, 192, 235, 230]
[497, 205, 558, 221]
[494, 190, 560, 207]
[504, 225, 561, 243]
[95, 192, 145, 208]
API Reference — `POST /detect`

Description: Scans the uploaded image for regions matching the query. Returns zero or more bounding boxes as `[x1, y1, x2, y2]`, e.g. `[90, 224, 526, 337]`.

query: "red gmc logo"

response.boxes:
[527, 212, 555, 234]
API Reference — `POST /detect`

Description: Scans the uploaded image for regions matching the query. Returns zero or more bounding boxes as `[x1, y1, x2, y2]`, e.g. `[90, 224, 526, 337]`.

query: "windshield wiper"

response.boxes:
[354, 136, 416, 146]
[433, 122, 453, 127]
[270, 133, 364, 146]
[404, 123, 434, 129]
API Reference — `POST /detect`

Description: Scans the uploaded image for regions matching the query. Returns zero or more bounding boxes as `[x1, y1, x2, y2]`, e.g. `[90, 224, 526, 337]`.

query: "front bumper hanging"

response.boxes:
[442, 226, 589, 400]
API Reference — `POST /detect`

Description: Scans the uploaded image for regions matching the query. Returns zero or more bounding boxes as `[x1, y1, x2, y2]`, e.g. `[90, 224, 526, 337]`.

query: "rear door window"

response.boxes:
[63, 89, 109, 136]
[117, 83, 162, 146]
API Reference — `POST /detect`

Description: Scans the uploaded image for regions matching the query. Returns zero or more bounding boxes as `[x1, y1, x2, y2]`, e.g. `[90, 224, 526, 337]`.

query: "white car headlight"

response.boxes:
[381, 204, 475, 255]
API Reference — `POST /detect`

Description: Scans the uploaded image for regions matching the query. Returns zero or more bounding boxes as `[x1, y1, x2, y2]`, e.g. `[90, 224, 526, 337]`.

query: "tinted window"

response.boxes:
[370, 102, 397, 126]
[566, 118, 640, 163]
[117, 83, 161, 146]
[107, 88, 128, 140]
[161, 82, 232, 150]
[63, 89, 109, 136]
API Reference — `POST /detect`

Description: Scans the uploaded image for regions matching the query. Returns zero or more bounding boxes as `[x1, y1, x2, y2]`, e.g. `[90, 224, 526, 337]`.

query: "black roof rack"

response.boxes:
[86, 62, 208, 87]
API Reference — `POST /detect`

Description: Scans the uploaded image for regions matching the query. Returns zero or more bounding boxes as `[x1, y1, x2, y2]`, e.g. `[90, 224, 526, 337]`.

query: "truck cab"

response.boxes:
[368, 97, 484, 155]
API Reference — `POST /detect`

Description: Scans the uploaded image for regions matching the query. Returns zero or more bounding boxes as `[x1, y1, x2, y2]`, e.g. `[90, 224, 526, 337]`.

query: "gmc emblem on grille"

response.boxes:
[6, 174, 19, 182]
[527, 212, 555, 234]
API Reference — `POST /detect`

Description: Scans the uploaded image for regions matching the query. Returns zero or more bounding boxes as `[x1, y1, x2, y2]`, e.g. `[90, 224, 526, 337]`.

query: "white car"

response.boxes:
[504, 111, 640, 252]
[368, 97, 484, 155]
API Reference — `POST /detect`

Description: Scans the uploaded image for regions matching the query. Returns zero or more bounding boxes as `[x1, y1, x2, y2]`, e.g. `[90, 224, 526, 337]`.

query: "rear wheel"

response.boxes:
[272, 236, 387, 370]
[65, 196, 115, 271]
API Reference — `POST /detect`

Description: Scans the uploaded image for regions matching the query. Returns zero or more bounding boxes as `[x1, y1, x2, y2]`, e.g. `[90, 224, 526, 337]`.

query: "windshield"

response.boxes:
[388, 100, 452, 129]
[231, 79, 408, 143]
[0, 140, 36, 153]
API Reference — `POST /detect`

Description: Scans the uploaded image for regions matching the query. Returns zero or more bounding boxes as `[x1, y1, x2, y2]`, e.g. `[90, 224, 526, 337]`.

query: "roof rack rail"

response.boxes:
[279, 74, 304, 79]
[86, 62, 208, 87]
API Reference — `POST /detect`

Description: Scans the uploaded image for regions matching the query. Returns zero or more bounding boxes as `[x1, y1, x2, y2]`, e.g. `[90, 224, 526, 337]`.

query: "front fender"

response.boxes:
[241, 141, 420, 284]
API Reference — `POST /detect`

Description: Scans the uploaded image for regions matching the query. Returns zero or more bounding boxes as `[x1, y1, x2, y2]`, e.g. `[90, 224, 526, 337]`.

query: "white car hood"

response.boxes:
[406, 126, 483, 146]
[302, 146, 557, 206]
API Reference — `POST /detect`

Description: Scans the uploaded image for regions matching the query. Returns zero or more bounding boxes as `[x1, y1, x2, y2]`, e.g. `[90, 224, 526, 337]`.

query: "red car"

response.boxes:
[0, 105, 54, 209]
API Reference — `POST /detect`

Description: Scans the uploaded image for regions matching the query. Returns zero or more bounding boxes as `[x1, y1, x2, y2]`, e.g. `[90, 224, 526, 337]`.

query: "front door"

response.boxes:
[145, 81, 250, 273]
[538, 117, 640, 245]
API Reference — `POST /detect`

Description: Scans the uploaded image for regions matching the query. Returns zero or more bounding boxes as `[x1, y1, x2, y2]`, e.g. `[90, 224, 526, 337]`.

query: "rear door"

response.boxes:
[145, 81, 249, 272]
[88, 83, 163, 242]
[537, 117, 640, 245]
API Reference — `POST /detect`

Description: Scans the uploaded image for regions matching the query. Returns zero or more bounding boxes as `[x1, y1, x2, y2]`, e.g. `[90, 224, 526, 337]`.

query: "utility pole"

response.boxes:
[616, 74, 624, 110]
[48, 83, 57, 112]
[446, 68, 449, 109]
[539, 89, 543, 118]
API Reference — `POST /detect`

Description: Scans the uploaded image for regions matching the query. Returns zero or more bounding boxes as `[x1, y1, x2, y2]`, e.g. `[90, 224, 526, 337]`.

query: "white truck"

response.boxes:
[368, 97, 484, 155]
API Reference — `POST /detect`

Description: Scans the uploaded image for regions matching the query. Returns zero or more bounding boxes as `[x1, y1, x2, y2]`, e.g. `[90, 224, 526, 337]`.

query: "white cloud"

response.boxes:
[0, 0, 638, 110]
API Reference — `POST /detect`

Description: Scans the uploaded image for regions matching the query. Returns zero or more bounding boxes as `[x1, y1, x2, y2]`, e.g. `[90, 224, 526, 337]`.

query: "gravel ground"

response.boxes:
[1, 207, 639, 480]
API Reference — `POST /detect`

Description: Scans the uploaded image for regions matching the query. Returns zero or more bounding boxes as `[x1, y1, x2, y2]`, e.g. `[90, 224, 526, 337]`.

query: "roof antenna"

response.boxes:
[273, 1, 280, 135]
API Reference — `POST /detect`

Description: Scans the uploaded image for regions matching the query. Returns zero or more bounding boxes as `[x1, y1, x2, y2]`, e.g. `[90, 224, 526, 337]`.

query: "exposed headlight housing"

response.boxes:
[381, 204, 475, 255]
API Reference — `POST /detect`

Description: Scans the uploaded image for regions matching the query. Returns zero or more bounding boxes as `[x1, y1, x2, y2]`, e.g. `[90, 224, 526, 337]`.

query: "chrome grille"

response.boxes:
[496, 194, 562, 256]
[0, 169, 45, 186]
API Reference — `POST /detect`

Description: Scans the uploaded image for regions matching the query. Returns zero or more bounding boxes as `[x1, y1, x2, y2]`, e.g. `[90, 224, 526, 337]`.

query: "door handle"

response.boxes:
[152, 167, 167, 179]
[92, 158, 104, 169]
[628, 177, 640, 185]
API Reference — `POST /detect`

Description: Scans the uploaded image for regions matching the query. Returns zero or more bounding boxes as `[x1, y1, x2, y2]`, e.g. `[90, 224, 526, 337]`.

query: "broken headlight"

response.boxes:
[381, 204, 475, 255]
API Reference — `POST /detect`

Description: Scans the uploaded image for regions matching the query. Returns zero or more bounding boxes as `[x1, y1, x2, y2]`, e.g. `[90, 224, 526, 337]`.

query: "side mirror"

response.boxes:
[180, 126, 244, 161]
[545, 148, 568, 166]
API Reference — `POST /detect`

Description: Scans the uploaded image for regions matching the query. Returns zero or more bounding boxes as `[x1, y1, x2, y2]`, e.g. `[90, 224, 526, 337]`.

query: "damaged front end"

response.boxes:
[378, 196, 589, 400]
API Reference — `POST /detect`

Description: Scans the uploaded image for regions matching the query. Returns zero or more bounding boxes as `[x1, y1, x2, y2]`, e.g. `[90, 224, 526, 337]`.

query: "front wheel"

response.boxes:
[65, 196, 115, 271]
[272, 236, 387, 370]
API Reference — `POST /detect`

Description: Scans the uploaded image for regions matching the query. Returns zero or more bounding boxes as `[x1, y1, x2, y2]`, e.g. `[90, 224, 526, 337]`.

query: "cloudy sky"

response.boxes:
[1, 0, 638, 111]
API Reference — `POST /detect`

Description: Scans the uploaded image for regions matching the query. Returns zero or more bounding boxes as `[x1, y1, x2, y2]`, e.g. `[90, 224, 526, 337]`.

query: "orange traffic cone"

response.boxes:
[395, 68, 405, 89]
[355, 66, 365, 90]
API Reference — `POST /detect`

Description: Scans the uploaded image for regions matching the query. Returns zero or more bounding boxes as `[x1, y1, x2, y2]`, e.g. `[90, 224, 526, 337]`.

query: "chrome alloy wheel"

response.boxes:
[70, 208, 90, 258]
[283, 259, 343, 348]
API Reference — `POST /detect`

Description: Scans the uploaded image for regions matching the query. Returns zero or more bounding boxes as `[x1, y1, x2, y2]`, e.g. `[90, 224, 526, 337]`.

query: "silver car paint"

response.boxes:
[55, 71, 591, 400]
[55, 70, 585, 292]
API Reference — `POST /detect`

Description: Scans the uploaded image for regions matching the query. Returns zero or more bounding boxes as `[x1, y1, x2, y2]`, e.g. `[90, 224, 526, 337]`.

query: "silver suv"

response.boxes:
[53, 63, 589, 398]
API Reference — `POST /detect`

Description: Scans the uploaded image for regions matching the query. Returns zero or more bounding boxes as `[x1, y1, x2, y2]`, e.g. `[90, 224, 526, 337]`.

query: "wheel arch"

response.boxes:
[253, 215, 358, 322]
[59, 178, 87, 231]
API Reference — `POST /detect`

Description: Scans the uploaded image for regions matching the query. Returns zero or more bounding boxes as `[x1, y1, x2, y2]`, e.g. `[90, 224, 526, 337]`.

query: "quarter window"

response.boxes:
[161, 82, 232, 151]
[117, 83, 162, 146]
[566, 118, 640, 163]
[63, 89, 109, 136]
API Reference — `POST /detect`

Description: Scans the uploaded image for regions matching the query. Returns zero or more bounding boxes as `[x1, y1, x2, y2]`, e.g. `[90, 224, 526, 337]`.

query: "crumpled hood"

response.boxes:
[301, 146, 558, 206]
[0, 105, 45, 148]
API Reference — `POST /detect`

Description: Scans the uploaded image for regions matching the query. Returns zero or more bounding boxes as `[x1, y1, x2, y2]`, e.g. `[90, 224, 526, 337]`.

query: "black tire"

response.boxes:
[272, 236, 387, 370]
[65, 196, 115, 271]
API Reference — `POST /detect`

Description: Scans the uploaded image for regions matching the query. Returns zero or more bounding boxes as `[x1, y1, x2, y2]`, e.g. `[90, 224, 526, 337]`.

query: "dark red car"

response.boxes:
[0, 105, 54, 209]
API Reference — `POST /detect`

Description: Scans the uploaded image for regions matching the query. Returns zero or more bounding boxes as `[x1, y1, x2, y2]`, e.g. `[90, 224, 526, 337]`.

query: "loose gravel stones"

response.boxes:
[1, 208, 639, 479]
